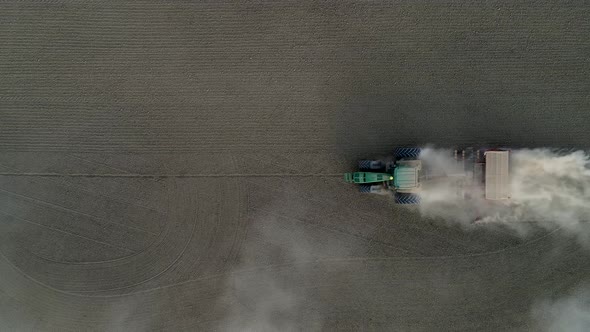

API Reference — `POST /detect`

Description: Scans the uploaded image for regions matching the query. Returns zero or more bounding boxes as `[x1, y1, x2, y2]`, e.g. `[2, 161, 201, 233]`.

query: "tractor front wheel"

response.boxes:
[394, 192, 421, 204]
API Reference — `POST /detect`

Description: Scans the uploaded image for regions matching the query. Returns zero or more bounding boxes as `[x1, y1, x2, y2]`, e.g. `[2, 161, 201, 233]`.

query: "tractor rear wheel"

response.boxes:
[393, 147, 421, 160]
[394, 192, 421, 204]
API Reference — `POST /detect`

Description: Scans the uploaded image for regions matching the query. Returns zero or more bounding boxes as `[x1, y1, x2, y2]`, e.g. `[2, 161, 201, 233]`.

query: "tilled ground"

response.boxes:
[1, 1, 589, 331]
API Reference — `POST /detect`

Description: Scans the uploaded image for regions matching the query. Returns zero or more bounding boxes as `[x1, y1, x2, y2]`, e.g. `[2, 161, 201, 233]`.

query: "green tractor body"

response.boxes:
[344, 172, 393, 184]
[345, 147, 423, 203]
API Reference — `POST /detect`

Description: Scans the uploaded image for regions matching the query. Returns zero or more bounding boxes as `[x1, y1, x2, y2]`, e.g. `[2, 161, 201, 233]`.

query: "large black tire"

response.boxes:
[359, 184, 383, 194]
[394, 192, 421, 204]
[393, 147, 421, 160]
[358, 159, 385, 171]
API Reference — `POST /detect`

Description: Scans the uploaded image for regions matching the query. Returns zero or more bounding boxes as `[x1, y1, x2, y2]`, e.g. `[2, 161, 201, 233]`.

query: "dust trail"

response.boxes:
[219, 216, 318, 332]
[417, 148, 590, 243]
[217, 207, 361, 332]
[532, 284, 590, 332]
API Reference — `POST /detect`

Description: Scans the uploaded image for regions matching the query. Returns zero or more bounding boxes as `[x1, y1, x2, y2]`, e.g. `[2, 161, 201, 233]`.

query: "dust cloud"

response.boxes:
[532, 284, 590, 332]
[216, 148, 590, 330]
[218, 217, 321, 332]
[217, 208, 359, 332]
[417, 148, 590, 244]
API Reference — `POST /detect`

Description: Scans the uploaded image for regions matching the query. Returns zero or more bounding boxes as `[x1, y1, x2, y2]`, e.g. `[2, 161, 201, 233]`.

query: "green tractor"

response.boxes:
[344, 147, 422, 204]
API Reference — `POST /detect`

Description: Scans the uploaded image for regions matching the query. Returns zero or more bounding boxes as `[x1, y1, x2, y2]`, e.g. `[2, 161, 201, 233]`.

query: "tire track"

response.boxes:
[0, 172, 344, 178]
[251, 206, 414, 255]
[91, 225, 569, 300]
[0, 210, 162, 267]
[0, 187, 157, 236]
[0, 223, 566, 302]
[69, 178, 199, 295]
[0, 160, 166, 215]
[243, 177, 393, 225]
[0, 159, 167, 265]
[0, 178, 193, 293]
[222, 155, 249, 267]
[0, 209, 134, 254]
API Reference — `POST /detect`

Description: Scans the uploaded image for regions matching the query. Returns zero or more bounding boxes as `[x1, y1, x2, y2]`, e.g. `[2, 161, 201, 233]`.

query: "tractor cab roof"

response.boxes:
[394, 163, 420, 190]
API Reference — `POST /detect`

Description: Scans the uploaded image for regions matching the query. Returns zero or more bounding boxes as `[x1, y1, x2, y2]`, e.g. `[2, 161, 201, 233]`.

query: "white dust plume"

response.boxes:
[531, 284, 590, 332]
[417, 148, 590, 242]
